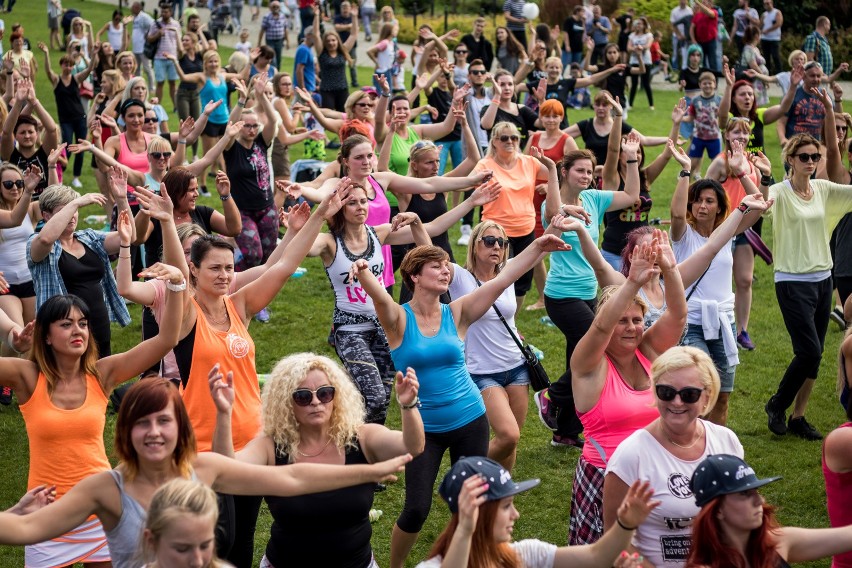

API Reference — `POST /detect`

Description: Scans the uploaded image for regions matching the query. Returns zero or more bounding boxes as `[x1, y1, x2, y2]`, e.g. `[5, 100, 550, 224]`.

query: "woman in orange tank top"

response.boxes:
[0, 259, 188, 568]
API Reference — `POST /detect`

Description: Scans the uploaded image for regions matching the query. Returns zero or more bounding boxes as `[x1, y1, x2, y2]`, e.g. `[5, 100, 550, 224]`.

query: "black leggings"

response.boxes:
[771, 277, 832, 411]
[508, 230, 536, 297]
[219, 493, 263, 568]
[544, 295, 596, 438]
[321, 88, 350, 113]
[396, 414, 489, 533]
[629, 65, 653, 108]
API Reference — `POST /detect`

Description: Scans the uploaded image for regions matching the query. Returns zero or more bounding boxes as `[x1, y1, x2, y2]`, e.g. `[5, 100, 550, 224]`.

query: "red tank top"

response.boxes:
[823, 422, 852, 568]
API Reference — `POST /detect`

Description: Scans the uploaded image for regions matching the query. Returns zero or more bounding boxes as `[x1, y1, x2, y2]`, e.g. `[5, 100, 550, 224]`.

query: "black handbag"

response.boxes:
[144, 23, 160, 60]
[475, 276, 551, 391]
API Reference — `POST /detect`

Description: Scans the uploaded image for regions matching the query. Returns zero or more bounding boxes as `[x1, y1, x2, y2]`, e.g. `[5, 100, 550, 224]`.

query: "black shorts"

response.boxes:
[203, 121, 228, 137]
[5, 280, 35, 299]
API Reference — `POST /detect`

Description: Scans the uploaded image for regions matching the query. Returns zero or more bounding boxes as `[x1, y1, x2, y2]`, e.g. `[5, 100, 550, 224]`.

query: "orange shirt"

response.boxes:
[720, 162, 758, 213]
[181, 296, 262, 452]
[19, 373, 111, 498]
[475, 154, 540, 237]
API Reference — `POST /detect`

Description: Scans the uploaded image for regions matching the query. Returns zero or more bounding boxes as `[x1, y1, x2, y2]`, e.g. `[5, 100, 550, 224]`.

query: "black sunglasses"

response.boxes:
[144, 117, 158, 124]
[469, 69, 487, 75]
[480, 235, 507, 248]
[795, 152, 822, 163]
[292, 385, 336, 406]
[2, 179, 24, 189]
[455, 50, 468, 54]
[655, 384, 704, 404]
[149, 152, 172, 160]
[498, 134, 520, 143]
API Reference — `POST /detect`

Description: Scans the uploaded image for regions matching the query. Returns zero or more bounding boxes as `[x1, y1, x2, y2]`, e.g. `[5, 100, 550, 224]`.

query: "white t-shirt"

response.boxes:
[448, 264, 525, 375]
[416, 539, 557, 568]
[606, 421, 744, 568]
[132, 11, 155, 54]
[670, 5, 693, 37]
[628, 32, 653, 65]
[671, 224, 734, 326]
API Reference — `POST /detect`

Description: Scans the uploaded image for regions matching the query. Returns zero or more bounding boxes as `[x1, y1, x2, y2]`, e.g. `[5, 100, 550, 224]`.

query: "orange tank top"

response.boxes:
[181, 296, 262, 452]
[720, 162, 759, 212]
[19, 373, 111, 498]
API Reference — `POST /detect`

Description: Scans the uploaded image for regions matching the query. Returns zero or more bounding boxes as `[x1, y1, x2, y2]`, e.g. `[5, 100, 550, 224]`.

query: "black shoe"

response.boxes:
[765, 398, 787, 435]
[325, 140, 341, 149]
[374, 482, 387, 493]
[0, 386, 12, 406]
[200, 185, 212, 196]
[787, 416, 823, 440]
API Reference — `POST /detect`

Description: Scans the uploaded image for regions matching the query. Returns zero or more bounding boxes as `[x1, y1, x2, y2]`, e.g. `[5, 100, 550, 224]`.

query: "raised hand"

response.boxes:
[117, 208, 133, 245]
[232, 78, 249, 101]
[178, 116, 196, 139]
[135, 184, 174, 221]
[318, 177, 354, 219]
[207, 363, 235, 415]
[22, 164, 42, 193]
[415, 71, 432, 91]
[809, 85, 832, 108]
[470, 169, 494, 185]
[279, 201, 311, 231]
[9, 320, 35, 355]
[253, 72, 269, 97]
[627, 241, 660, 285]
[390, 211, 421, 232]
[667, 139, 691, 170]
[14, 78, 29, 103]
[215, 171, 230, 197]
[369, 453, 414, 484]
[108, 166, 129, 201]
[536, 233, 572, 253]
[47, 143, 67, 167]
[37, 41, 49, 54]
[203, 98, 224, 116]
[138, 262, 185, 284]
[602, 90, 623, 116]
[276, 179, 302, 201]
[547, 213, 586, 234]
[790, 64, 805, 87]
[452, 83, 471, 104]
[621, 131, 641, 160]
[394, 367, 419, 407]
[653, 229, 677, 271]
[11, 484, 57, 516]
[740, 193, 774, 212]
[374, 73, 390, 95]
[67, 139, 93, 154]
[72, 192, 108, 209]
[532, 77, 546, 102]
[347, 258, 369, 285]
[98, 113, 119, 131]
[727, 139, 749, 176]
[529, 146, 556, 170]
[225, 120, 245, 139]
[671, 97, 687, 123]
[455, 474, 489, 536]
[748, 150, 772, 176]
[615, 479, 660, 530]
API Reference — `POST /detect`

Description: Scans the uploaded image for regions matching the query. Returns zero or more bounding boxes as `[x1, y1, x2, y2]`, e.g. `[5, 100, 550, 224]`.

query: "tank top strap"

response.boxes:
[367, 174, 384, 195]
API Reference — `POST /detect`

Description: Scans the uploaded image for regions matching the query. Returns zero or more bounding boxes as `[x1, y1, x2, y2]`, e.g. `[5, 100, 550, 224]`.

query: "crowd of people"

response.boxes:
[0, 0, 851, 567]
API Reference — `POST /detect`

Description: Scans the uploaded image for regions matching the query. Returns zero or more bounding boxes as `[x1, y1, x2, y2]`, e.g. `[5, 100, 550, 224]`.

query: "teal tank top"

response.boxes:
[390, 303, 485, 433]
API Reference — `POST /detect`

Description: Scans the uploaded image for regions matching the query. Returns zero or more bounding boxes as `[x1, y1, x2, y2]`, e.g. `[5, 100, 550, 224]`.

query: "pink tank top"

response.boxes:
[117, 132, 153, 202]
[823, 422, 852, 568]
[579, 350, 659, 468]
[366, 175, 394, 286]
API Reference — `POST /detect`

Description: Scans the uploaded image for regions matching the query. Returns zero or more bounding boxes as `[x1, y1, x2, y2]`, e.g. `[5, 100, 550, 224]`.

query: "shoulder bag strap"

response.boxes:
[474, 277, 527, 355]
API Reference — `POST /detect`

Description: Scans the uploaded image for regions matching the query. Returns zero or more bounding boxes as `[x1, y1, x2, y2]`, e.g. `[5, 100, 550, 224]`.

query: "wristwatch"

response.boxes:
[679, 170, 691, 178]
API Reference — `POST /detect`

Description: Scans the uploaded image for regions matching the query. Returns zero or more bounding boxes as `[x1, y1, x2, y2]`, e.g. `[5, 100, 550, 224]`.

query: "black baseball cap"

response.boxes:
[438, 456, 540, 513]
[690, 454, 781, 508]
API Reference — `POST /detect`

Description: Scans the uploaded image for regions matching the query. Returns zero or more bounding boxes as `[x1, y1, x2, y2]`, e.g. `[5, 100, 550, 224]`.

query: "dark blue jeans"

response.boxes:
[60, 117, 88, 178]
[699, 39, 720, 73]
[298, 6, 314, 42]
[266, 37, 283, 70]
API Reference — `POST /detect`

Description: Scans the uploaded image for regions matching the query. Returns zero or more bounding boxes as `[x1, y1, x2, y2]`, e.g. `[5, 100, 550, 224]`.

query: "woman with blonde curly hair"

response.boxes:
[209, 352, 425, 568]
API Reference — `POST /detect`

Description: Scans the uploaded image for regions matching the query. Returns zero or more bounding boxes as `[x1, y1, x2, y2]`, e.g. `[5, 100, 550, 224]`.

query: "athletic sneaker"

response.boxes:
[551, 434, 584, 449]
[369, 509, 383, 523]
[765, 397, 787, 435]
[534, 389, 558, 431]
[457, 224, 471, 246]
[787, 416, 823, 440]
[0, 386, 12, 406]
[254, 307, 271, 323]
[831, 307, 847, 331]
[736, 330, 755, 350]
[71, 178, 82, 188]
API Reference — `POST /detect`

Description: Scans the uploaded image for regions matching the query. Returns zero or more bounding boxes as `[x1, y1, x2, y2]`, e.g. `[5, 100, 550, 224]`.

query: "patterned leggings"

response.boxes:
[334, 324, 396, 424]
[235, 205, 279, 272]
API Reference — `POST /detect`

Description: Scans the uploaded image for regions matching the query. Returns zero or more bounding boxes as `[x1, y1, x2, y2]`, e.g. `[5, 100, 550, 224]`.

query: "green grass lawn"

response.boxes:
[0, 1, 845, 566]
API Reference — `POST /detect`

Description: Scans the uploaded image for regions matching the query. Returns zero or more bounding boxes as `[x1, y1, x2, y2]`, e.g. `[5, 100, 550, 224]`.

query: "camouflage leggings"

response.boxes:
[334, 325, 396, 424]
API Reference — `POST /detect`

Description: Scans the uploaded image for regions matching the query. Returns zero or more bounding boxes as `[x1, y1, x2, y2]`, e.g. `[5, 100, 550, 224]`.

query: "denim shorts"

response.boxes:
[681, 322, 736, 393]
[470, 362, 530, 391]
[154, 58, 179, 82]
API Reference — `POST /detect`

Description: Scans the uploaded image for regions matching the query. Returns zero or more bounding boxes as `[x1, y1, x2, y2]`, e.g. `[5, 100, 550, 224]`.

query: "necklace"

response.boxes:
[660, 421, 704, 450]
[296, 437, 333, 458]
[197, 297, 229, 326]
[410, 301, 439, 334]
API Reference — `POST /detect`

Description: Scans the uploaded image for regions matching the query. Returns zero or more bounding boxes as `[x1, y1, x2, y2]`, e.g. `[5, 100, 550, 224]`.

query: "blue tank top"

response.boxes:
[199, 75, 230, 125]
[390, 304, 485, 433]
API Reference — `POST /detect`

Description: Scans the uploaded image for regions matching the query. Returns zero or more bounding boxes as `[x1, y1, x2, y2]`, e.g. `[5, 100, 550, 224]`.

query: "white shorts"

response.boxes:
[25, 517, 111, 568]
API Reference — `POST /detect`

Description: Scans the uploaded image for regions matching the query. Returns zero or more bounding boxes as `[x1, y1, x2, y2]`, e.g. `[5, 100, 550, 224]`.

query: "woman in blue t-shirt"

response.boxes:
[352, 212, 571, 568]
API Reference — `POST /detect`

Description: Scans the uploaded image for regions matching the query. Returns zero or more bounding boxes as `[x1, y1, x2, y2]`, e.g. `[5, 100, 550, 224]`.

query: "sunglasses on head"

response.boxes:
[479, 235, 507, 248]
[498, 134, 520, 143]
[149, 151, 172, 160]
[292, 385, 336, 406]
[795, 152, 822, 163]
[143, 117, 158, 124]
[655, 384, 704, 404]
[2, 179, 24, 189]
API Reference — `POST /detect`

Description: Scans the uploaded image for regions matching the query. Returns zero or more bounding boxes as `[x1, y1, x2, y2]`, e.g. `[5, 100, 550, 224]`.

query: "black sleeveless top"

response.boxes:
[264, 440, 375, 568]
[404, 193, 454, 260]
[601, 176, 652, 256]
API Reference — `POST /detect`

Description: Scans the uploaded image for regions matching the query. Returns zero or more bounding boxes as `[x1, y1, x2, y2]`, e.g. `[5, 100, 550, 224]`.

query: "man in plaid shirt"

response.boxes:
[259, 0, 287, 69]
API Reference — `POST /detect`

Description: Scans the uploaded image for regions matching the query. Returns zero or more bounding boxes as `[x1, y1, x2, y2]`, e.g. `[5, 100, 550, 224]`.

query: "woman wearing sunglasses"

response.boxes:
[763, 130, 852, 441]
[603, 346, 743, 568]
[352, 224, 572, 568]
[0, 164, 42, 362]
[0, 376, 412, 568]
[209, 352, 424, 568]
[564, 238, 686, 546]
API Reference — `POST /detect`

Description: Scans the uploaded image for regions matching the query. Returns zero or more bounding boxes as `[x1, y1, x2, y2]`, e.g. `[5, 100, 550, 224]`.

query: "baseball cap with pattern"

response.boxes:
[690, 454, 781, 508]
[438, 456, 540, 513]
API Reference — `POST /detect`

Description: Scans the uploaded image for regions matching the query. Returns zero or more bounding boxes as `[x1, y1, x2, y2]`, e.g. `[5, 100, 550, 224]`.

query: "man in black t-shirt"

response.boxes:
[460, 17, 494, 72]
[333, 1, 359, 87]
[562, 6, 587, 66]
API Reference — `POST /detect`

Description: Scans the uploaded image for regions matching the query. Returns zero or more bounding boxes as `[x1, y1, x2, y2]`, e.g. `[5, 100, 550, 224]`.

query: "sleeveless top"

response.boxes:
[387, 126, 421, 202]
[720, 162, 759, 216]
[199, 75, 230, 124]
[107, 23, 125, 51]
[578, 350, 658, 468]
[325, 225, 385, 326]
[0, 213, 34, 285]
[638, 282, 666, 329]
[117, 132, 153, 202]
[174, 297, 262, 452]
[19, 373, 111, 497]
[264, 441, 375, 568]
[406, 193, 453, 258]
[55, 76, 86, 121]
[602, 176, 652, 255]
[178, 53, 203, 91]
[823, 422, 852, 568]
[390, 303, 486, 433]
[365, 175, 394, 286]
[529, 131, 569, 164]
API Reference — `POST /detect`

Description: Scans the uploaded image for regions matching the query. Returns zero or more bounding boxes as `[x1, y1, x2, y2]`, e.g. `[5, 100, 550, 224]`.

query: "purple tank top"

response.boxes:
[366, 175, 394, 286]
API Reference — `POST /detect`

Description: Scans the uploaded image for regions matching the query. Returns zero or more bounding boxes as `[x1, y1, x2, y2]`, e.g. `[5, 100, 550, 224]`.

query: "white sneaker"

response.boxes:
[71, 178, 82, 188]
[457, 224, 472, 246]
